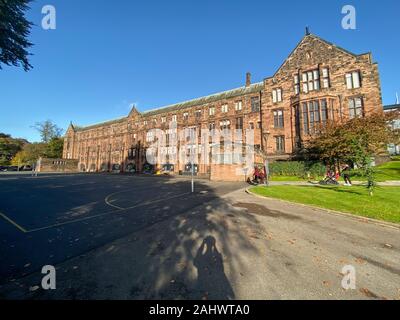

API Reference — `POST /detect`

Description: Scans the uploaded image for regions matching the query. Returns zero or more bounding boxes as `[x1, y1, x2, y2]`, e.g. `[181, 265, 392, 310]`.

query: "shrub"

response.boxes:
[269, 161, 325, 178]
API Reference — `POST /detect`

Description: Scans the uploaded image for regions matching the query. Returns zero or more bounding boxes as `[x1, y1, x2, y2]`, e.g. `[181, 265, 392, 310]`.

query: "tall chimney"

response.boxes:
[246, 72, 251, 87]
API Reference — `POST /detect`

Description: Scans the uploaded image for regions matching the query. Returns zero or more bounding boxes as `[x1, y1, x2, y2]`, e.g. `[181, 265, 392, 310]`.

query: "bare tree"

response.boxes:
[33, 120, 64, 143]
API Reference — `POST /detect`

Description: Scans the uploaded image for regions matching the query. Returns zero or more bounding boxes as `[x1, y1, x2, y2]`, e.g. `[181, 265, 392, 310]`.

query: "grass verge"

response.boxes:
[250, 185, 400, 224]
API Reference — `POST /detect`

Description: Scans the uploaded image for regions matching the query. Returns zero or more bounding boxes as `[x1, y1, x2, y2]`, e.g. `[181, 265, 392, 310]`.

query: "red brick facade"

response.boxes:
[63, 33, 383, 181]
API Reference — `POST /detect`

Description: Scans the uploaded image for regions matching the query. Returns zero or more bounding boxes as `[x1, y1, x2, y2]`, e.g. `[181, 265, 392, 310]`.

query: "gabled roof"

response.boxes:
[273, 33, 358, 78]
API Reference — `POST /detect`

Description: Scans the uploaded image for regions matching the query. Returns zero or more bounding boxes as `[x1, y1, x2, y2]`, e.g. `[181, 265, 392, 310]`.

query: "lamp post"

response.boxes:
[263, 131, 270, 186]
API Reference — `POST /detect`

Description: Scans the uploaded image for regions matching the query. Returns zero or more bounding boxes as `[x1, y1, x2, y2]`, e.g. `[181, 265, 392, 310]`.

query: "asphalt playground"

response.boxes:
[0, 173, 245, 284]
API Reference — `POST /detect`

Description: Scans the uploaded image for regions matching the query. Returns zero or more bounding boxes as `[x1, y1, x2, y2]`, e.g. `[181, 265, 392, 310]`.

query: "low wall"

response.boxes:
[210, 164, 253, 182]
[38, 158, 79, 173]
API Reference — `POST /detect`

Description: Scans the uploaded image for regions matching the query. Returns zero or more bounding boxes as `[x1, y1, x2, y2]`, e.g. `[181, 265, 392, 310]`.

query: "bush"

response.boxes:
[269, 161, 325, 179]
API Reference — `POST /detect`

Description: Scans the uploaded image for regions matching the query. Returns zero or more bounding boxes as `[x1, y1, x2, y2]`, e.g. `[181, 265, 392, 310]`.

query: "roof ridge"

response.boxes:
[142, 81, 264, 115]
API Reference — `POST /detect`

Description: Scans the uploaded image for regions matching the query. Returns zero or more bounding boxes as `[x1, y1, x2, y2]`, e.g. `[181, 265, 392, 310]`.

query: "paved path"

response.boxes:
[1, 182, 399, 300]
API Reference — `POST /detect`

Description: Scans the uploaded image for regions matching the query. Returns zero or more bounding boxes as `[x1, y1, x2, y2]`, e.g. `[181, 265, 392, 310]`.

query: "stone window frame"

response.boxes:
[293, 74, 300, 95]
[348, 96, 364, 119]
[321, 67, 330, 89]
[221, 103, 229, 113]
[345, 70, 362, 90]
[250, 96, 260, 113]
[275, 135, 285, 153]
[301, 98, 331, 135]
[272, 88, 283, 104]
[234, 100, 243, 111]
[301, 68, 321, 93]
[209, 106, 216, 116]
[273, 108, 285, 128]
[235, 117, 243, 130]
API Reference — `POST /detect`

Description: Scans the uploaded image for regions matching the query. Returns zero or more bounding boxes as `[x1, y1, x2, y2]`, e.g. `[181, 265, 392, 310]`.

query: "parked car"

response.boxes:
[2, 166, 18, 172]
[19, 165, 32, 171]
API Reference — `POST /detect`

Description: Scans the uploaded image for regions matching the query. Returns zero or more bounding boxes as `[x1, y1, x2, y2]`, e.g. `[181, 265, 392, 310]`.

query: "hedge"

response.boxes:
[269, 161, 325, 178]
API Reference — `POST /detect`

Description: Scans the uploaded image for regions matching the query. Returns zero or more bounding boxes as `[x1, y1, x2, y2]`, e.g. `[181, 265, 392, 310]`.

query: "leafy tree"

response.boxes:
[0, 0, 33, 71]
[18, 142, 47, 164]
[33, 120, 64, 143]
[0, 132, 28, 165]
[45, 137, 64, 158]
[307, 111, 399, 195]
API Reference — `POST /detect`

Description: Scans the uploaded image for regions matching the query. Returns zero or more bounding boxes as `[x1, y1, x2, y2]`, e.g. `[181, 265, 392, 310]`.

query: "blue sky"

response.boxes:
[1, 0, 399, 142]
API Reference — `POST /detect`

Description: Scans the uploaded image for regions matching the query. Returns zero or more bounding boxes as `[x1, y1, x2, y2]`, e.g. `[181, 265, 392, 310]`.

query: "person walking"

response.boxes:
[342, 164, 352, 186]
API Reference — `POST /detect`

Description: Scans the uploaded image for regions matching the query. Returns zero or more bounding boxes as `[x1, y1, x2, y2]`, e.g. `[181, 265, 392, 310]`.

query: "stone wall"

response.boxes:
[38, 158, 79, 173]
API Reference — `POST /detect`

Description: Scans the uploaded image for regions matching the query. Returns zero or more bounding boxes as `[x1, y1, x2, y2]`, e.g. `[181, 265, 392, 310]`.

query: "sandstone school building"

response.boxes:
[62, 32, 383, 181]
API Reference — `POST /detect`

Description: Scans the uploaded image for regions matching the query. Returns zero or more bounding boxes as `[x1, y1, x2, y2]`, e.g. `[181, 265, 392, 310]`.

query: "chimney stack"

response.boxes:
[246, 72, 251, 87]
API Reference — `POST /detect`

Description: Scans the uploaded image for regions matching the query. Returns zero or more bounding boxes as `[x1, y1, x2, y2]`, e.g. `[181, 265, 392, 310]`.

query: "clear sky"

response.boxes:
[1, 0, 399, 142]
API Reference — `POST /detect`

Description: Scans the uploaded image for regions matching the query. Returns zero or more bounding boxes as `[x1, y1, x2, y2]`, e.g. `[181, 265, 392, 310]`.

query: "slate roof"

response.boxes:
[73, 82, 264, 131]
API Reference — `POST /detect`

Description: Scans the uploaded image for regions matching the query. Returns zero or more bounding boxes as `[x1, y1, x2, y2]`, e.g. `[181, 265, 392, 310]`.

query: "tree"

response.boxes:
[17, 142, 47, 164]
[45, 137, 64, 158]
[0, 0, 33, 71]
[33, 120, 64, 143]
[0, 132, 28, 165]
[307, 110, 399, 195]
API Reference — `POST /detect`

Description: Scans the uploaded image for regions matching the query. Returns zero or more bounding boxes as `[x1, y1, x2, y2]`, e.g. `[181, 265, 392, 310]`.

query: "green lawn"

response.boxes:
[269, 159, 400, 182]
[350, 159, 400, 181]
[250, 185, 400, 223]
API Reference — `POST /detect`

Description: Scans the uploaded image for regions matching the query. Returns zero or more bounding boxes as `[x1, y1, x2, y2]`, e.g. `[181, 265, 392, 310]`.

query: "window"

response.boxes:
[346, 71, 361, 89]
[183, 112, 189, 121]
[235, 101, 242, 111]
[249, 122, 255, 130]
[348, 97, 363, 118]
[221, 104, 228, 113]
[322, 68, 330, 88]
[272, 88, 282, 103]
[302, 103, 309, 134]
[209, 122, 216, 131]
[209, 107, 215, 116]
[275, 136, 285, 153]
[320, 99, 328, 123]
[257, 121, 262, 129]
[236, 117, 243, 130]
[220, 120, 230, 130]
[302, 69, 320, 93]
[143, 120, 147, 125]
[172, 115, 177, 122]
[294, 75, 300, 95]
[251, 97, 260, 112]
[195, 110, 202, 119]
[161, 117, 166, 123]
[273, 110, 284, 128]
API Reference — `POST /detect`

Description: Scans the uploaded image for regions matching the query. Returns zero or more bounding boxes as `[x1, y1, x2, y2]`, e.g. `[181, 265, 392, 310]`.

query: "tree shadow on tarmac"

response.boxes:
[1, 176, 264, 300]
